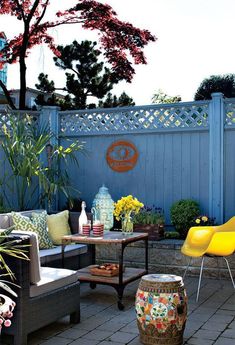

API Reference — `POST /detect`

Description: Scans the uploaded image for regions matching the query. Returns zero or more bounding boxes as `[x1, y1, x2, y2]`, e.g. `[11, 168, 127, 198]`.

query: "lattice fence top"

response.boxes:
[225, 99, 235, 127]
[59, 102, 209, 135]
[0, 110, 40, 135]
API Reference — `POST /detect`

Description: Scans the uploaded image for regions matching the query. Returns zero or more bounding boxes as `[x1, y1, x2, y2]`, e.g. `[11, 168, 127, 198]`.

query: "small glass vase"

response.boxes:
[121, 216, 134, 235]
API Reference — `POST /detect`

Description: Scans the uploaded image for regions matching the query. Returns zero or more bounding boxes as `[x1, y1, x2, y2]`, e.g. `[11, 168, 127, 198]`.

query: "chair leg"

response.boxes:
[216, 256, 222, 284]
[183, 257, 192, 280]
[196, 256, 205, 302]
[223, 257, 235, 289]
[70, 310, 80, 324]
[13, 333, 27, 345]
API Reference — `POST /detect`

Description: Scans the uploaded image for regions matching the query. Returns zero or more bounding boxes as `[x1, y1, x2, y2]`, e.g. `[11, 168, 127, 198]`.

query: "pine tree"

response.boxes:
[194, 74, 235, 100]
[54, 40, 117, 109]
[0, 0, 155, 109]
[99, 92, 135, 108]
[118, 92, 135, 107]
[35, 73, 55, 94]
[36, 41, 135, 109]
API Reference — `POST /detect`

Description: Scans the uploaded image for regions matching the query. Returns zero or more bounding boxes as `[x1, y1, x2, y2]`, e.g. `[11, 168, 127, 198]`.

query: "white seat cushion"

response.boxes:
[30, 267, 79, 297]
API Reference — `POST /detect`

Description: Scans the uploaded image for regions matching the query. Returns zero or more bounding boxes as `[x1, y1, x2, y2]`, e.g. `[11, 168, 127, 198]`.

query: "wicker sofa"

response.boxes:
[1, 234, 81, 345]
[0, 210, 92, 345]
[0, 210, 92, 269]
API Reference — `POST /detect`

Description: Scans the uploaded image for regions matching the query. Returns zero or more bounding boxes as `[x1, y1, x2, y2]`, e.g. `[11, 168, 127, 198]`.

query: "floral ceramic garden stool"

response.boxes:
[135, 274, 187, 345]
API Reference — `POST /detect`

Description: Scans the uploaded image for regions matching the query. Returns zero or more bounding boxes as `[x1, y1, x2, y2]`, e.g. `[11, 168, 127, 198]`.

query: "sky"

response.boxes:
[1, 0, 235, 105]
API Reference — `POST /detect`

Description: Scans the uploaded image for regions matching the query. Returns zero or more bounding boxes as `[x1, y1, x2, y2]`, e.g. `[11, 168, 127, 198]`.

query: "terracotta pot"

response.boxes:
[134, 224, 164, 241]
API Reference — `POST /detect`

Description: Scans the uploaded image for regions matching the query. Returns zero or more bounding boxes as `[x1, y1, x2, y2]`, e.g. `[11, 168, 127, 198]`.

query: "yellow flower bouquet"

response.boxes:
[114, 195, 144, 234]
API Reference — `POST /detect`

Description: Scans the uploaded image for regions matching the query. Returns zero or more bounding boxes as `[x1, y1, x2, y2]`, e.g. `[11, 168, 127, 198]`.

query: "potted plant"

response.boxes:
[170, 199, 200, 238]
[133, 205, 165, 240]
[1, 114, 83, 211]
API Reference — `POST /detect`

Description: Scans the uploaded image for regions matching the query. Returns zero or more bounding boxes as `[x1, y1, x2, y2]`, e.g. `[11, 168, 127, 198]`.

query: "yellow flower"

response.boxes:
[202, 216, 208, 222]
[113, 195, 144, 220]
[195, 218, 200, 224]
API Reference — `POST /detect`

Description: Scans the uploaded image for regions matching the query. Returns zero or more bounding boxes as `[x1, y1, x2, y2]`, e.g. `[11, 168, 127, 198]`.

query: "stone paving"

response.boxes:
[2, 277, 235, 345]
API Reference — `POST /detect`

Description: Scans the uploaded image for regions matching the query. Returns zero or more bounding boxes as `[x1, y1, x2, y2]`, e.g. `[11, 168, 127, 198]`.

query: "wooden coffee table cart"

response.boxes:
[62, 231, 148, 310]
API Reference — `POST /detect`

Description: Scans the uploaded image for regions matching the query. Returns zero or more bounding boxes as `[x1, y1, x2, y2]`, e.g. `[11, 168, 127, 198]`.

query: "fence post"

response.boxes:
[40, 106, 60, 211]
[40, 106, 60, 145]
[209, 93, 224, 224]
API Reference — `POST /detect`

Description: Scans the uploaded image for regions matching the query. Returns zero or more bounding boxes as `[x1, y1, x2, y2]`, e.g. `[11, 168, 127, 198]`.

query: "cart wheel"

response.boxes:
[118, 301, 125, 310]
[90, 282, 96, 289]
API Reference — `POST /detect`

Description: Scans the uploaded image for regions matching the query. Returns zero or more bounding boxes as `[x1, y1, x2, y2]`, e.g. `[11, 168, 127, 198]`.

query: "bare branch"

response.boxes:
[46, 18, 84, 28]
[0, 81, 16, 110]
[30, 0, 50, 37]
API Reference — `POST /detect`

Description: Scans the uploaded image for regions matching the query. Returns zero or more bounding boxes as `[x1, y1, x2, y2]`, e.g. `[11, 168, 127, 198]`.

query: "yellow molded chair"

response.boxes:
[181, 218, 235, 302]
[214, 216, 235, 232]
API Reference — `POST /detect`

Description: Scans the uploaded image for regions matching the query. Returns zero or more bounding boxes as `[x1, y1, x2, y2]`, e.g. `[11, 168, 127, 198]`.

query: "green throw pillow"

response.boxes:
[47, 210, 71, 245]
[11, 211, 54, 249]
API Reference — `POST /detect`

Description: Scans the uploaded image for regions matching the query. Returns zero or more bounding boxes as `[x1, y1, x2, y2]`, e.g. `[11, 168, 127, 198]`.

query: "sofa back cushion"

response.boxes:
[0, 210, 44, 229]
[0, 214, 11, 229]
[0, 211, 43, 284]
[47, 210, 71, 245]
[11, 211, 54, 249]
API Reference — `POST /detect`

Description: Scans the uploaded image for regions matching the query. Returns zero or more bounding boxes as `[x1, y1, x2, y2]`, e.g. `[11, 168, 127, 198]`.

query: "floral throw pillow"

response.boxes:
[11, 211, 54, 249]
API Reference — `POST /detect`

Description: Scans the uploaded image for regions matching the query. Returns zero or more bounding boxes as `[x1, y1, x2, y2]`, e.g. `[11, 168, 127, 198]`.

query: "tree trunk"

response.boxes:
[0, 80, 16, 109]
[19, 55, 27, 110]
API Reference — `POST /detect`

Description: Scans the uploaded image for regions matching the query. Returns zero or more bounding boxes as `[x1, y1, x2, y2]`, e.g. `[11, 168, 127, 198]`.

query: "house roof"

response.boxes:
[9, 87, 65, 99]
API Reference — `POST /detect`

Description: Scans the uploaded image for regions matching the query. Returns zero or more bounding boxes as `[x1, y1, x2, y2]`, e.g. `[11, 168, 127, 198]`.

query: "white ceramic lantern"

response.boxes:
[91, 185, 114, 231]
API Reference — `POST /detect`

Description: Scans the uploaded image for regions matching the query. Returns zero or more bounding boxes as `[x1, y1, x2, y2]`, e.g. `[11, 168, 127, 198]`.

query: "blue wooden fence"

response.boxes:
[0, 92, 235, 224]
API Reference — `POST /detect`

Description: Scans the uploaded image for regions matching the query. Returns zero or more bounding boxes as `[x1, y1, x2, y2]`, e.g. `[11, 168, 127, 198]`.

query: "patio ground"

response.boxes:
[3, 277, 235, 345]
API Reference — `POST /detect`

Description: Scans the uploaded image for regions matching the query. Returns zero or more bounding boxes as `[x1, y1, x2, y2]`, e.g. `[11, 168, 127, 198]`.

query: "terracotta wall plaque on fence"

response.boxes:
[106, 140, 138, 172]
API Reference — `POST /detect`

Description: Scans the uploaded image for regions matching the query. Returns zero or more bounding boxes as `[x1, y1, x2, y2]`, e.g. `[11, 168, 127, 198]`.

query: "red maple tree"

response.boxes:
[0, 0, 156, 109]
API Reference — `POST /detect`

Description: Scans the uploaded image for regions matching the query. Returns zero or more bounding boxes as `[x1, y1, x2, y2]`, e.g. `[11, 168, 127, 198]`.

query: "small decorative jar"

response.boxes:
[92, 222, 104, 237]
[82, 224, 91, 236]
[135, 274, 187, 345]
[91, 185, 114, 231]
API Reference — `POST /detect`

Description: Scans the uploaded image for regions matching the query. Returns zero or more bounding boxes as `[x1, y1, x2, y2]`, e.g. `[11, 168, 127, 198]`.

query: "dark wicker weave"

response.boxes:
[1, 236, 80, 345]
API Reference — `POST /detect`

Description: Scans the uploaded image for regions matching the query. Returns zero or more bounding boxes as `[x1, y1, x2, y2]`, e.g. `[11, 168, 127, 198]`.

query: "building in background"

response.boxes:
[0, 32, 7, 87]
[9, 87, 65, 109]
[9, 87, 41, 109]
[0, 32, 65, 109]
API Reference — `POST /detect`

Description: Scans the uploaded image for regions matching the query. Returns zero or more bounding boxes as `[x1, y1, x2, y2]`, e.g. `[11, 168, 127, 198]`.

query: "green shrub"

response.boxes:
[170, 199, 200, 238]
